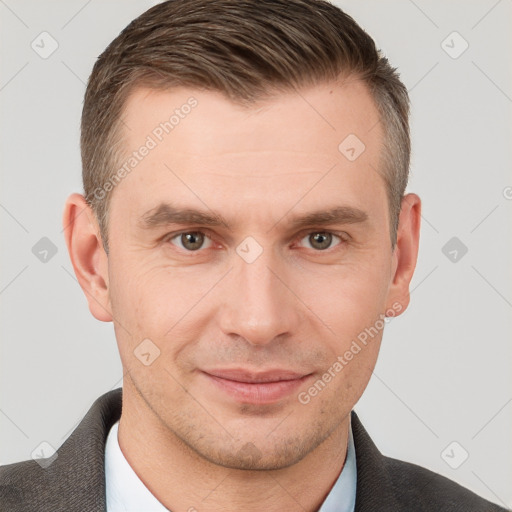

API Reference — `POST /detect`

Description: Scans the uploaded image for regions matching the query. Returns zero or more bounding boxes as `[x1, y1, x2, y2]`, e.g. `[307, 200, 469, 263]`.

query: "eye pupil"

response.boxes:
[181, 232, 204, 251]
[310, 232, 332, 250]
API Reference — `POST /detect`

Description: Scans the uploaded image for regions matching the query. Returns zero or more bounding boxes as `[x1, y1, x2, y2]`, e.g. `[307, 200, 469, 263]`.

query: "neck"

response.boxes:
[117, 382, 350, 512]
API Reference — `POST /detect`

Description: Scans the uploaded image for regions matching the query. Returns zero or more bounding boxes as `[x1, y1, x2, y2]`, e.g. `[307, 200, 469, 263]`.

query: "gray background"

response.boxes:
[1, 0, 511, 507]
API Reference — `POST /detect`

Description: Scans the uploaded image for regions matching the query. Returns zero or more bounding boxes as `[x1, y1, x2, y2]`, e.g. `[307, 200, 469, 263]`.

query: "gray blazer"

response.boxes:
[0, 388, 507, 511]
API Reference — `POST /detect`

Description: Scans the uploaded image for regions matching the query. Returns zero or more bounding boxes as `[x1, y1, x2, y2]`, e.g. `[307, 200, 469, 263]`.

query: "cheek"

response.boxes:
[107, 255, 167, 347]
[297, 335, 381, 423]
[298, 255, 392, 338]
[108, 259, 220, 350]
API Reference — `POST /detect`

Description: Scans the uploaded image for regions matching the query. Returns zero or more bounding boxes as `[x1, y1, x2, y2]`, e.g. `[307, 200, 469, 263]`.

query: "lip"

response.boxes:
[201, 368, 312, 404]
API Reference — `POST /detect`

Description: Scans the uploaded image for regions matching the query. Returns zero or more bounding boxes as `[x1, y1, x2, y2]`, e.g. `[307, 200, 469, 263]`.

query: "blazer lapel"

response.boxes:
[351, 411, 403, 512]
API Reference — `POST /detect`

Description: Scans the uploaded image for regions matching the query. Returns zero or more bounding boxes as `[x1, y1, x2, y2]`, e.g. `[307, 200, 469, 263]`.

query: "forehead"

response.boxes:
[120, 79, 380, 157]
[110, 80, 386, 230]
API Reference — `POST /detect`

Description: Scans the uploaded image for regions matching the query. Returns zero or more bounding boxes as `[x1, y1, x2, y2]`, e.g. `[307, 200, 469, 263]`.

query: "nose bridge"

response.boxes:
[219, 240, 298, 345]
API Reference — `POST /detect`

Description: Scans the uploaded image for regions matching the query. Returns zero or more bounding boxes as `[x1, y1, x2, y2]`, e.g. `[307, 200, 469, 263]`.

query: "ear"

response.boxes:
[386, 193, 421, 315]
[62, 193, 112, 322]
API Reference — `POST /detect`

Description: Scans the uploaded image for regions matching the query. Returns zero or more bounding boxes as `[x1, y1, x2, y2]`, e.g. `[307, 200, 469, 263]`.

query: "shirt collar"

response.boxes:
[105, 419, 356, 512]
[105, 421, 169, 511]
[317, 422, 357, 512]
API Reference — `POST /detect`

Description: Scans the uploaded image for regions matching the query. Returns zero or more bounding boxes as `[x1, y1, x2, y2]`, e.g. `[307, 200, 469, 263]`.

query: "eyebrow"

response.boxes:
[138, 203, 369, 231]
[139, 204, 228, 229]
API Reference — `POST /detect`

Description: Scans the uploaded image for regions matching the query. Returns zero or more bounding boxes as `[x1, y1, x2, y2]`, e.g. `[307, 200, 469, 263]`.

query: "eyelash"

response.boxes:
[163, 229, 349, 254]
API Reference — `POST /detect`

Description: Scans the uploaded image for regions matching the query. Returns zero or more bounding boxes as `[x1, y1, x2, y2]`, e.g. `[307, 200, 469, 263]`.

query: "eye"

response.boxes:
[168, 231, 213, 251]
[297, 231, 344, 251]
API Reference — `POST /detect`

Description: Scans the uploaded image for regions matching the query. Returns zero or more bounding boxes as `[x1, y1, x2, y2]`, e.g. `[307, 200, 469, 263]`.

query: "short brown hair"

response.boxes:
[81, 0, 410, 252]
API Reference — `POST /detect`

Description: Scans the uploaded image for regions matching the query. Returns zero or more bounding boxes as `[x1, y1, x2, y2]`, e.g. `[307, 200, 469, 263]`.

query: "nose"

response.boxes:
[217, 244, 301, 347]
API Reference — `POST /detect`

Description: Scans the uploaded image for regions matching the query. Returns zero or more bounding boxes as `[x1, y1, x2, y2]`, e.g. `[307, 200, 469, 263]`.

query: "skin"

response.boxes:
[63, 78, 421, 511]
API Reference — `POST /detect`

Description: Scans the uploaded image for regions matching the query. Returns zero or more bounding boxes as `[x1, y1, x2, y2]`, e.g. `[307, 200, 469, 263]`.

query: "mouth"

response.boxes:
[200, 368, 313, 404]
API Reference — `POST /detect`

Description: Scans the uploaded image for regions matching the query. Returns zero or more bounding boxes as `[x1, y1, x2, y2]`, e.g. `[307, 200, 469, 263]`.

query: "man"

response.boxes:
[0, 0, 507, 510]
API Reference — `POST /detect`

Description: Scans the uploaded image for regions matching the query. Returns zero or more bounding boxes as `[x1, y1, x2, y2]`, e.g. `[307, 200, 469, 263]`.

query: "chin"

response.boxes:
[185, 422, 331, 471]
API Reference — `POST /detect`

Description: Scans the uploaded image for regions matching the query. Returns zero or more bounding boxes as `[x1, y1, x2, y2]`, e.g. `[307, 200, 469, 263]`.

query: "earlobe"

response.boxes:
[386, 193, 421, 315]
[62, 193, 113, 322]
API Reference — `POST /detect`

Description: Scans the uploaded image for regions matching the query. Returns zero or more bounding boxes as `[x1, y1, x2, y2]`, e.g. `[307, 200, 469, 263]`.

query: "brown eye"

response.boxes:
[299, 232, 343, 251]
[170, 231, 211, 251]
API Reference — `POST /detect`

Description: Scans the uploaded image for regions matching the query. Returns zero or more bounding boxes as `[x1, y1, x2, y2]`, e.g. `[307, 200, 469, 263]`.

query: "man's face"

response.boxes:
[104, 79, 405, 469]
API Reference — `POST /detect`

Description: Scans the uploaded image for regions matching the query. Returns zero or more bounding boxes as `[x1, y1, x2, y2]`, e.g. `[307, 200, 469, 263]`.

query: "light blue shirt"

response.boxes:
[318, 423, 357, 512]
[105, 419, 356, 512]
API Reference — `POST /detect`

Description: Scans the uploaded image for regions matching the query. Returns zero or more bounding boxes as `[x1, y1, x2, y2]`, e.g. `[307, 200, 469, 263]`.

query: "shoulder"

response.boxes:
[0, 459, 43, 507]
[381, 454, 507, 511]
[0, 388, 122, 512]
[350, 411, 508, 511]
